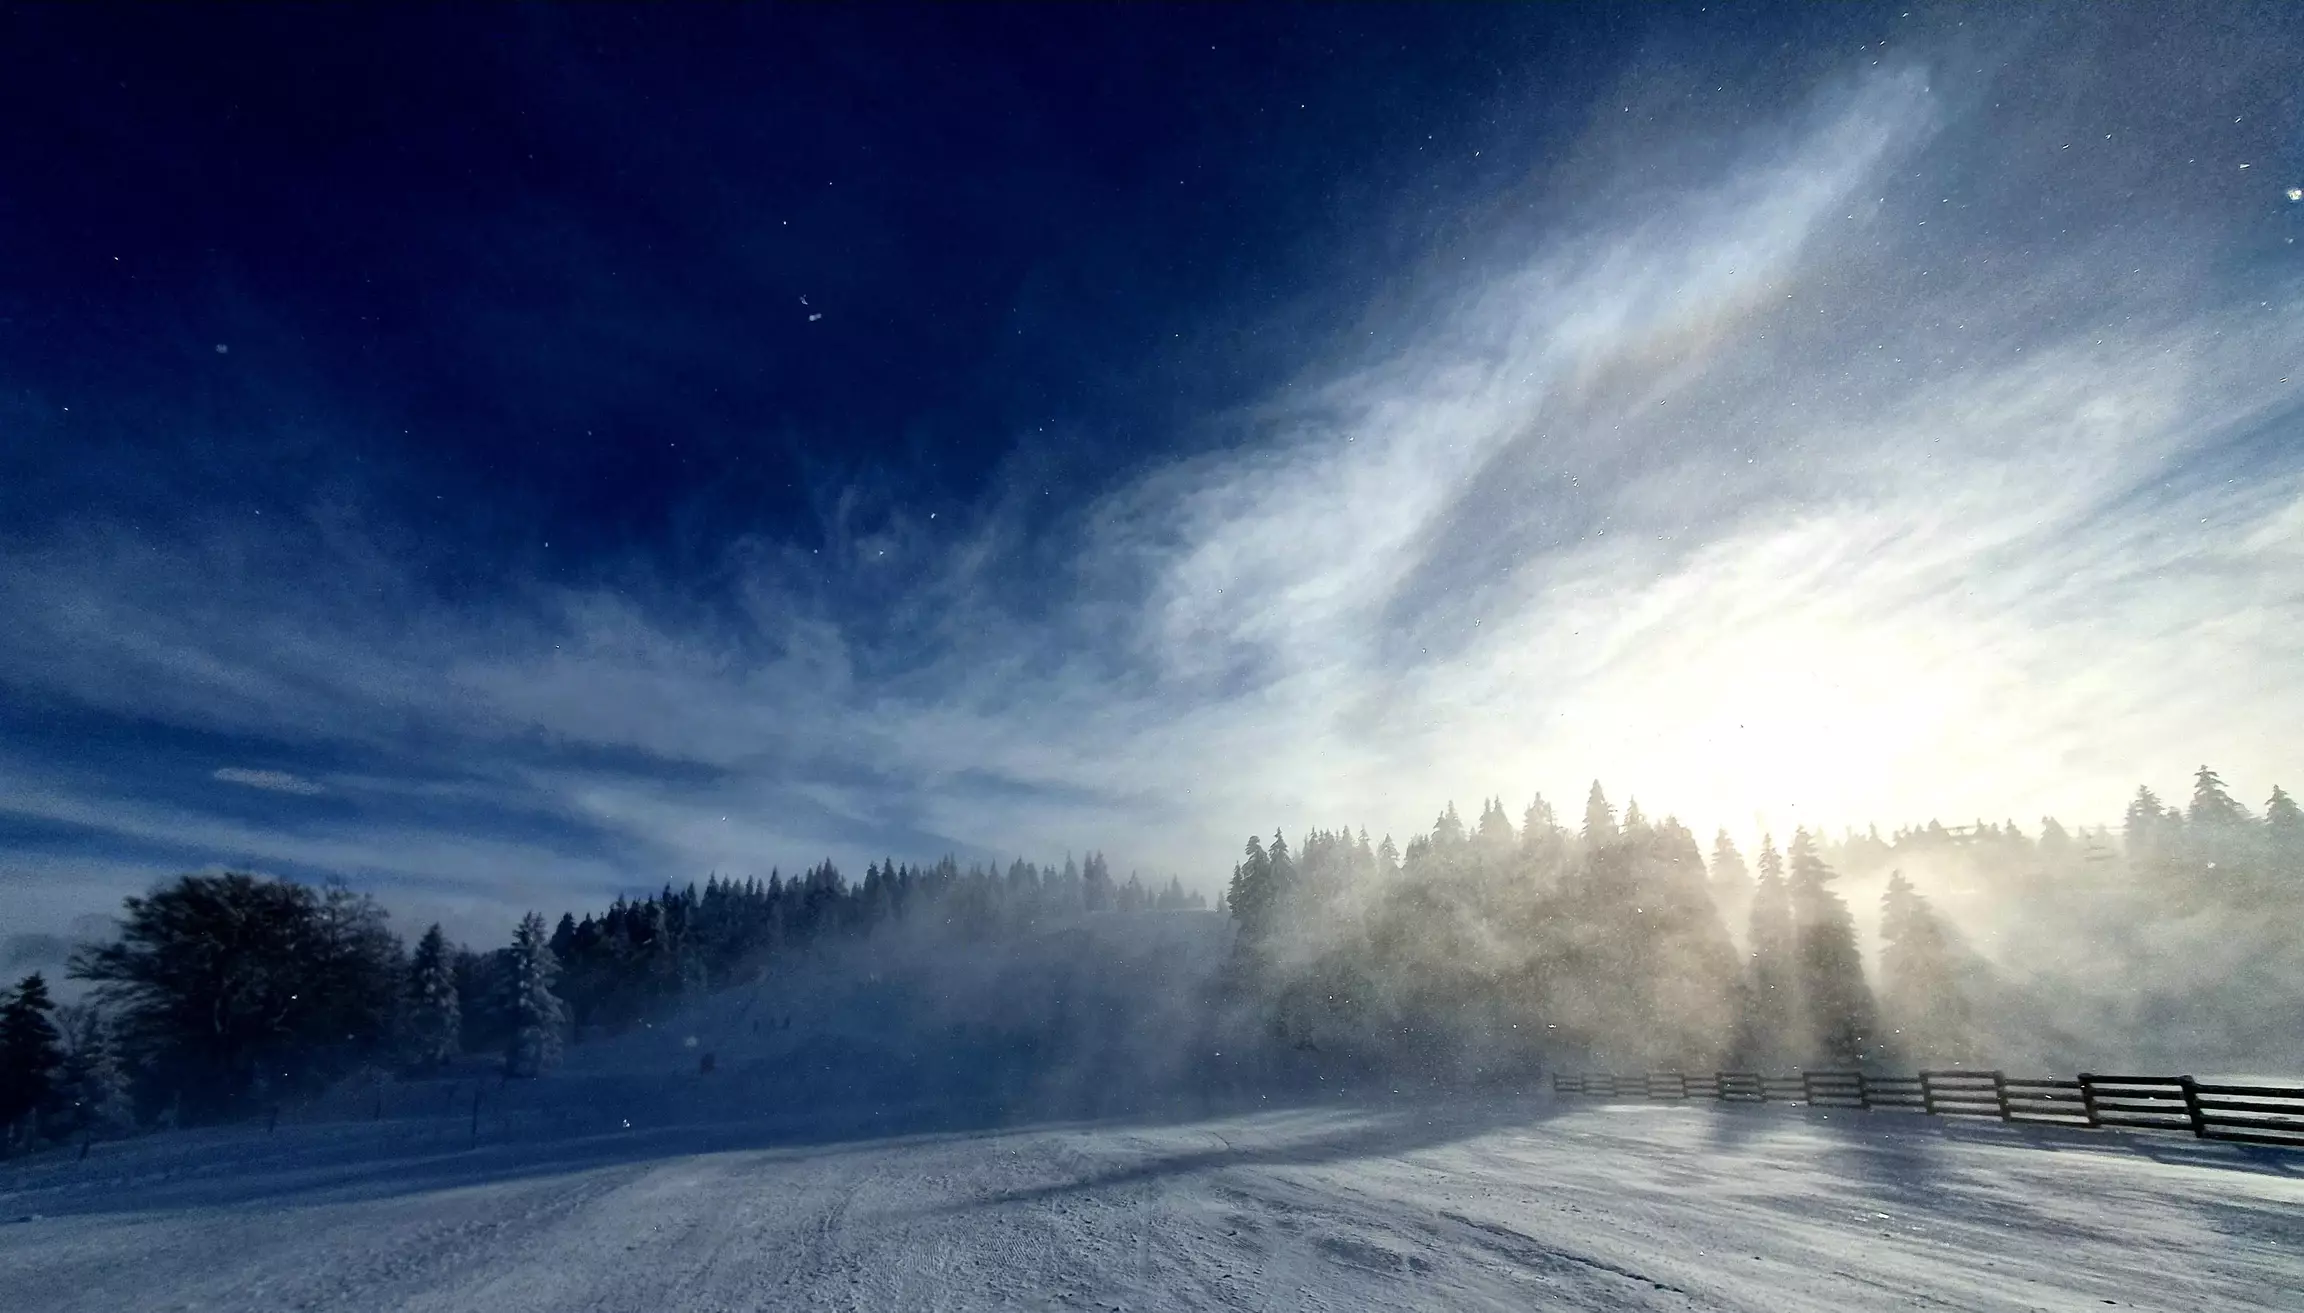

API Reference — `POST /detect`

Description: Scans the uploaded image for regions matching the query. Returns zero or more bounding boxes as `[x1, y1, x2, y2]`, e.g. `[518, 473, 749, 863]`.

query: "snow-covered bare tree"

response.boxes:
[52, 1004, 135, 1142]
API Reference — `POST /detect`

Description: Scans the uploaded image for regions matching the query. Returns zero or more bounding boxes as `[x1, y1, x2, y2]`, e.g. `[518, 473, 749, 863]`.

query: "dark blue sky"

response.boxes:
[1, 5, 1635, 565]
[4, 3, 2301, 953]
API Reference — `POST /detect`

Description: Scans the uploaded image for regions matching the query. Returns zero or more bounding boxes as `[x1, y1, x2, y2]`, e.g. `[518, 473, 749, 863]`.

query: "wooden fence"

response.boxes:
[1551, 1069, 2304, 1148]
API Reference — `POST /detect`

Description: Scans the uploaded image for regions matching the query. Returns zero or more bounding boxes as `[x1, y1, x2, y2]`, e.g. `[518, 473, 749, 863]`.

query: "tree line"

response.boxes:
[0, 851, 1202, 1150]
[5, 764, 2291, 1150]
[1219, 765, 2304, 1078]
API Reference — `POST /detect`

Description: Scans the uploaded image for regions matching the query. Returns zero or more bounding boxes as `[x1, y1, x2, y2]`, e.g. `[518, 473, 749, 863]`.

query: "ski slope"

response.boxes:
[4, 1093, 2298, 1312]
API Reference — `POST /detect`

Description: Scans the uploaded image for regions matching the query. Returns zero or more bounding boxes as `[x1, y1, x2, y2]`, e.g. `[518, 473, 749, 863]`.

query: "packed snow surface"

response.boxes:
[3, 1095, 2298, 1311]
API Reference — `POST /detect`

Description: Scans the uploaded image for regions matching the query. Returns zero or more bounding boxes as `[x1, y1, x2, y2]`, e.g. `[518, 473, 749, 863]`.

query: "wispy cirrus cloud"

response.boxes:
[212, 767, 327, 796]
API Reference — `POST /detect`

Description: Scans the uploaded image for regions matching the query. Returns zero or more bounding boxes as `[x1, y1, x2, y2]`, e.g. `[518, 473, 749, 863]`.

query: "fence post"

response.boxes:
[1713, 1072, 1728, 1101]
[1856, 1072, 1871, 1110]
[1674, 1072, 1689, 1100]
[1803, 1070, 1819, 1105]
[2179, 1075, 2208, 1139]
[1921, 1071, 1939, 1115]
[1755, 1074, 1770, 1103]
[1993, 1071, 2011, 1122]
[2078, 1073, 2102, 1128]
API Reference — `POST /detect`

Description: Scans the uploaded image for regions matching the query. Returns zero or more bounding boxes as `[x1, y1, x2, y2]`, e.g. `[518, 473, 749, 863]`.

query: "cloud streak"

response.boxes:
[212, 767, 327, 796]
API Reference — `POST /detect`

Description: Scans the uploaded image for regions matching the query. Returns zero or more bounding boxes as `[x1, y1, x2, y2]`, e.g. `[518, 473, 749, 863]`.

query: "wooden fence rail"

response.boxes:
[1554, 1068, 2304, 1148]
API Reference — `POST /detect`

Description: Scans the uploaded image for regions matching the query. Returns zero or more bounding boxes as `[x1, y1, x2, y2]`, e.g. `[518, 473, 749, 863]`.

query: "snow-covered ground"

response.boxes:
[3, 1092, 2298, 1311]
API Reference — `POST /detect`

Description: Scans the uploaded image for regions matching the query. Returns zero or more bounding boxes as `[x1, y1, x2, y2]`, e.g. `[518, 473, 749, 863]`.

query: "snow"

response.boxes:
[4, 1094, 2299, 1311]
[4, 921, 2295, 1308]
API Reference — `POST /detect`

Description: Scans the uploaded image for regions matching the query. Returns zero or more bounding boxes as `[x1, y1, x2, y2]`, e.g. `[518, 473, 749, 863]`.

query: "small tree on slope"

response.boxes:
[502, 914, 567, 1078]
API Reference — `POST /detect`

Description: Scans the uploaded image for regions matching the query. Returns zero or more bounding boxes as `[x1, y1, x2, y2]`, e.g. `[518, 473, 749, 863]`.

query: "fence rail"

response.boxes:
[1555, 1068, 2304, 1148]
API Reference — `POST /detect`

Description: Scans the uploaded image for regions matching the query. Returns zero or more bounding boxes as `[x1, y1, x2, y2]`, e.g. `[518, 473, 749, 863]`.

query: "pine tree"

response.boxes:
[2037, 817, 2073, 867]
[502, 913, 567, 1078]
[1581, 781, 1616, 846]
[1741, 835, 1797, 1065]
[0, 973, 66, 1149]
[1878, 872, 1971, 1066]
[1266, 831, 1296, 906]
[1621, 797, 1648, 836]
[1226, 835, 1278, 938]
[1786, 829, 1881, 1067]
[1709, 830, 1752, 906]
[2192, 765, 2253, 869]
[1082, 851, 1114, 911]
[402, 925, 462, 1070]
[1475, 797, 1516, 853]
[2122, 786, 2164, 867]
[2268, 786, 2303, 876]
[2188, 765, 2250, 829]
[1431, 804, 1465, 848]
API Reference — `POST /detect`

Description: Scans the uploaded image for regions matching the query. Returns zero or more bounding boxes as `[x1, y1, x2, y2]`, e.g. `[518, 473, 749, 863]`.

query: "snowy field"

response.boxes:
[3, 1094, 2299, 1312]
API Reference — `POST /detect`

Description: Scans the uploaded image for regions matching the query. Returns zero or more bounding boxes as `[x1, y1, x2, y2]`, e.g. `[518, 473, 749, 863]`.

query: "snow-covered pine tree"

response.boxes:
[402, 924, 462, 1070]
[2268, 785, 2303, 877]
[1227, 834, 1275, 938]
[1476, 797, 1516, 854]
[1082, 851, 1114, 911]
[1430, 804, 1465, 849]
[2122, 785, 2164, 869]
[1581, 781, 1616, 846]
[2037, 816, 2074, 867]
[1878, 871, 1972, 1067]
[0, 973, 65, 1150]
[1709, 829, 1752, 910]
[501, 913, 567, 1078]
[1636, 817, 1741, 1069]
[2188, 765, 2250, 829]
[1265, 831, 1296, 908]
[1786, 828, 1882, 1067]
[1740, 835, 1798, 1066]
[2188, 765, 2256, 877]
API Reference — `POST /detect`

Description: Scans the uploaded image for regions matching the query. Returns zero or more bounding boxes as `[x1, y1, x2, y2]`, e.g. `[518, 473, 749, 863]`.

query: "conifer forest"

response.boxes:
[4, 767, 2296, 1151]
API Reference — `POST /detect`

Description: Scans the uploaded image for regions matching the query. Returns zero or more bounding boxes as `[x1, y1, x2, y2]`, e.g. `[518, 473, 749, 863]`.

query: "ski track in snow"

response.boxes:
[2, 1097, 2299, 1311]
